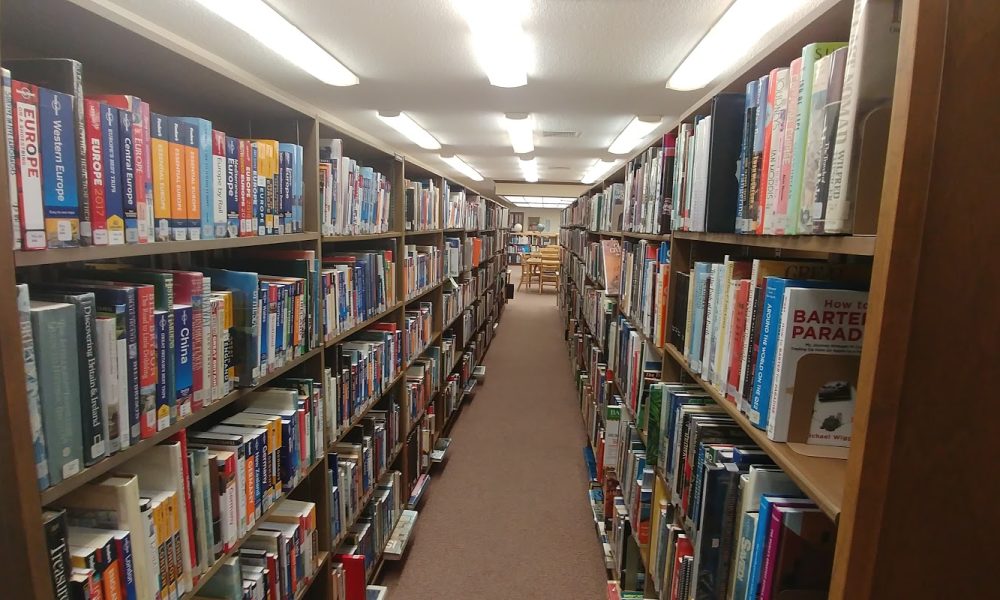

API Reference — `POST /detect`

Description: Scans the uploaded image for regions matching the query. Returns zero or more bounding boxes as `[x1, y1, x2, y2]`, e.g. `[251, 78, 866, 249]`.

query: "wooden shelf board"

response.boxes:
[40, 346, 324, 504]
[404, 280, 444, 304]
[322, 231, 403, 242]
[621, 231, 671, 242]
[663, 343, 844, 519]
[15, 232, 320, 267]
[671, 230, 877, 256]
[404, 229, 445, 235]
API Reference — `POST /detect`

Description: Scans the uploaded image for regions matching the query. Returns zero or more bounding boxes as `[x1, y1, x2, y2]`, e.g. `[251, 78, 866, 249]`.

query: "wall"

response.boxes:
[509, 207, 562, 233]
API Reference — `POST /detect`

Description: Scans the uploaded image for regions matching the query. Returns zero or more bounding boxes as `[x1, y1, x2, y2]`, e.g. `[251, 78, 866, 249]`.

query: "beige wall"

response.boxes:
[509, 207, 562, 232]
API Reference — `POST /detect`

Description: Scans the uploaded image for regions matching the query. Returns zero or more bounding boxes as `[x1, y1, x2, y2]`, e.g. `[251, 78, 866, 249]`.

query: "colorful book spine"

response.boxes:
[17, 284, 49, 489]
[150, 113, 172, 242]
[137, 101, 152, 244]
[252, 142, 264, 236]
[118, 107, 139, 243]
[179, 121, 201, 239]
[178, 117, 214, 239]
[82, 100, 109, 246]
[154, 309, 169, 432]
[239, 139, 252, 236]
[224, 136, 239, 237]
[12, 80, 46, 250]
[211, 130, 227, 238]
[3, 69, 19, 250]
[38, 87, 80, 247]
[174, 304, 194, 421]
[99, 103, 126, 245]
[774, 58, 803, 235]
[167, 118, 188, 240]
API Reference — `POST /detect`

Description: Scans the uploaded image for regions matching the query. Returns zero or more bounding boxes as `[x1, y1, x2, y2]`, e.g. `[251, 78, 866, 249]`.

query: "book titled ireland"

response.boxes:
[767, 287, 868, 446]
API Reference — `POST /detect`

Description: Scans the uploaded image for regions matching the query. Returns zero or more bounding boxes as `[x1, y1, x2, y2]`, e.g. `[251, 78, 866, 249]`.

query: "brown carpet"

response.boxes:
[380, 279, 608, 599]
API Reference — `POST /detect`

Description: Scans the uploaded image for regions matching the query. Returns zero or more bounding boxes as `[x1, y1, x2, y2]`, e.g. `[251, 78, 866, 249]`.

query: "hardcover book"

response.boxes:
[17, 284, 49, 489]
[38, 87, 81, 247]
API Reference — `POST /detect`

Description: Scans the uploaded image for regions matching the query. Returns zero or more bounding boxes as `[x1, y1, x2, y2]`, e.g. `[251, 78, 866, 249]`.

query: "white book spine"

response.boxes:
[3, 69, 19, 250]
[95, 317, 120, 454]
[766, 288, 794, 441]
[763, 69, 790, 234]
[212, 145, 226, 238]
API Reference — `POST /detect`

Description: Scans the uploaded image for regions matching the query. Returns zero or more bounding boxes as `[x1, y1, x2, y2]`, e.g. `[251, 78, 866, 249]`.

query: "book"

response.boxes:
[211, 130, 227, 238]
[82, 99, 109, 245]
[38, 86, 81, 247]
[43, 509, 73, 600]
[767, 287, 868, 445]
[97, 102, 126, 245]
[760, 68, 789, 235]
[768, 506, 836, 598]
[31, 300, 83, 484]
[804, 46, 848, 234]
[826, 0, 903, 234]
[17, 284, 49, 489]
[11, 79, 46, 249]
[179, 120, 201, 239]
[746, 496, 816, 600]
[178, 117, 215, 239]
[167, 118, 188, 241]
[2, 69, 19, 250]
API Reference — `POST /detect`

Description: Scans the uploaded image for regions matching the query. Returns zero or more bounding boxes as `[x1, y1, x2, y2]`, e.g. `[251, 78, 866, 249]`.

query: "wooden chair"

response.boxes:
[518, 255, 542, 291]
[538, 257, 560, 293]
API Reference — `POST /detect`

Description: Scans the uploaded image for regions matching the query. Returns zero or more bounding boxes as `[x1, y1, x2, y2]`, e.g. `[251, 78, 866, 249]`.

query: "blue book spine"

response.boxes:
[117, 108, 138, 243]
[178, 117, 214, 239]
[252, 143, 264, 235]
[120, 532, 138, 600]
[224, 136, 239, 238]
[253, 434, 264, 514]
[114, 286, 141, 444]
[732, 511, 758, 600]
[293, 144, 303, 232]
[276, 284, 286, 361]
[100, 104, 125, 244]
[173, 305, 193, 420]
[154, 310, 169, 434]
[205, 268, 260, 386]
[38, 88, 81, 248]
[281, 148, 292, 233]
[747, 495, 780, 600]
[736, 80, 758, 234]
[259, 282, 269, 372]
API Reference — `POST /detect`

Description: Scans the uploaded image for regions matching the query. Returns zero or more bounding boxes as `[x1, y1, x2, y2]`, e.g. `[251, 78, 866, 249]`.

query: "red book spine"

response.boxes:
[726, 280, 751, 403]
[12, 80, 45, 250]
[333, 554, 366, 600]
[168, 431, 199, 573]
[134, 284, 157, 439]
[84, 99, 109, 245]
[172, 273, 205, 412]
[239, 140, 253, 236]
[759, 507, 787, 600]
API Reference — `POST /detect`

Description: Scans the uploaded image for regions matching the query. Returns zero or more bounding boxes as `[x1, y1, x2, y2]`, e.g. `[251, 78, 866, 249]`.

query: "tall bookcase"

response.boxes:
[0, 0, 511, 597]
[560, 1, 999, 598]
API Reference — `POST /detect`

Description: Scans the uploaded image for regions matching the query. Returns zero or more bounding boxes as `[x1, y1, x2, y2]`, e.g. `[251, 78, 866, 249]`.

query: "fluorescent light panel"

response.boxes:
[454, 0, 531, 87]
[504, 113, 535, 154]
[193, 0, 358, 86]
[441, 154, 484, 181]
[581, 160, 616, 185]
[519, 157, 539, 183]
[503, 196, 575, 208]
[608, 116, 661, 155]
[376, 111, 441, 150]
[667, 0, 807, 91]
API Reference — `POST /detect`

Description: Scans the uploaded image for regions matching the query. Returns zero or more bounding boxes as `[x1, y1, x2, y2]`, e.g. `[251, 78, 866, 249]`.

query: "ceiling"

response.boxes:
[102, 0, 827, 193]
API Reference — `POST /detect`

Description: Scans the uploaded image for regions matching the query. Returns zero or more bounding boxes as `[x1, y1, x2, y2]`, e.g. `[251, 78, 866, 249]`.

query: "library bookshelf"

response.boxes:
[0, 1, 511, 598]
[560, 1, 999, 598]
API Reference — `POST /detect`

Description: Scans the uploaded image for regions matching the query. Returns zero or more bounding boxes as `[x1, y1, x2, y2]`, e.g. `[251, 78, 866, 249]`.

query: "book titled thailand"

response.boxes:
[767, 287, 868, 446]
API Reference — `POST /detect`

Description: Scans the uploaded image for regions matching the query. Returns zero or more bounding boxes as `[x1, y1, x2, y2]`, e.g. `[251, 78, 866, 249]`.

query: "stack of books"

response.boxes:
[403, 244, 441, 299]
[319, 139, 392, 236]
[618, 239, 670, 348]
[404, 178, 441, 232]
[322, 249, 396, 340]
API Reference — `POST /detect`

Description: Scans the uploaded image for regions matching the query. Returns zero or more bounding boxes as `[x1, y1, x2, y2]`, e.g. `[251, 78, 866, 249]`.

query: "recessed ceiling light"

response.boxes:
[504, 113, 535, 154]
[503, 196, 575, 208]
[454, 0, 531, 87]
[667, 0, 808, 91]
[581, 160, 616, 185]
[441, 154, 484, 181]
[519, 157, 539, 183]
[608, 116, 662, 155]
[193, 0, 358, 86]
[376, 111, 441, 150]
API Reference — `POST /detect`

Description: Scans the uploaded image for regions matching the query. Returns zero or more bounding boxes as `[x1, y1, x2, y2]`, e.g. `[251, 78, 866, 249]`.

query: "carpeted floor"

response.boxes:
[380, 281, 608, 599]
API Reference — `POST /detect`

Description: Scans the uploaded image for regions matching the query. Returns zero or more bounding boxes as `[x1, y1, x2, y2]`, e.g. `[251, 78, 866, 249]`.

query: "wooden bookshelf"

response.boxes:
[322, 231, 404, 242]
[671, 230, 877, 256]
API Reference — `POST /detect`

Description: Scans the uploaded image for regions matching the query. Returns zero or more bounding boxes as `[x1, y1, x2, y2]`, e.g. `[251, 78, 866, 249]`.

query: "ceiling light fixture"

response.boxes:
[581, 160, 616, 185]
[454, 0, 531, 87]
[608, 116, 662, 155]
[519, 157, 539, 183]
[667, 0, 807, 91]
[193, 0, 358, 86]
[504, 113, 535, 154]
[376, 111, 441, 150]
[441, 154, 484, 181]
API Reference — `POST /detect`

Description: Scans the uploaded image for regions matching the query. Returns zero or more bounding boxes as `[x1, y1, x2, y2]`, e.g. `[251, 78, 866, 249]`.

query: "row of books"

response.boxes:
[330, 437, 400, 548]
[19, 258, 320, 489]
[403, 244, 441, 299]
[43, 379, 325, 600]
[333, 470, 405, 600]
[607, 314, 663, 422]
[621, 144, 674, 235]
[674, 258, 870, 447]
[671, 5, 899, 236]
[319, 139, 392, 237]
[321, 249, 396, 343]
[617, 239, 669, 348]
[4, 59, 306, 250]
[445, 192, 507, 231]
[404, 178, 441, 232]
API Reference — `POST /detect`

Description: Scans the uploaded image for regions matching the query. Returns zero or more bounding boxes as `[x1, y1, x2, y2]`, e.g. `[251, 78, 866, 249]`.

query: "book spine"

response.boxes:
[12, 80, 46, 250]
[134, 100, 151, 244]
[130, 285, 157, 439]
[239, 139, 252, 236]
[74, 294, 106, 465]
[18, 284, 49, 488]
[95, 316, 119, 454]
[154, 310, 169, 433]
[253, 142, 265, 236]
[116, 534, 138, 600]
[173, 305, 194, 419]
[756, 72, 778, 234]
[774, 59, 803, 235]
[188, 289, 204, 414]
[191, 120, 214, 239]
[3, 70, 20, 250]
[31, 303, 83, 483]
[762, 69, 789, 235]
[766, 289, 793, 441]
[150, 114, 171, 242]
[224, 136, 239, 237]
[38, 87, 80, 248]
[749, 280, 785, 428]
[211, 130, 227, 238]
[95, 104, 125, 245]
[118, 108, 138, 243]
[180, 122, 201, 240]
[83, 100, 109, 245]
[43, 511, 73, 600]
[167, 120, 187, 241]
[758, 509, 785, 600]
